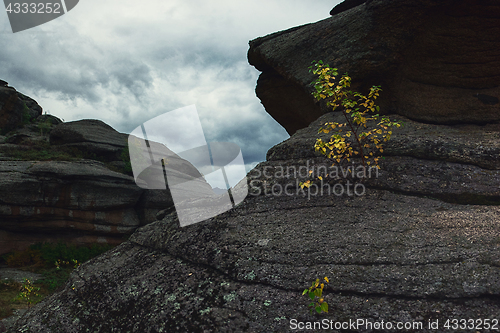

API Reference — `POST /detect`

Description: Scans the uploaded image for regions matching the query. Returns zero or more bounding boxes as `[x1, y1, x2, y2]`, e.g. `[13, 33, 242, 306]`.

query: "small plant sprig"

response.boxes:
[16, 278, 40, 308]
[309, 60, 402, 171]
[55, 258, 80, 270]
[303, 277, 329, 314]
[299, 170, 315, 189]
[38, 119, 52, 136]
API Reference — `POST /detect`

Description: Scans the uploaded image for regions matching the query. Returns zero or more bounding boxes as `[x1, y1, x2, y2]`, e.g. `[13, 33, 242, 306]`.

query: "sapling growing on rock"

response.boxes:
[300, 61, 402, 190]
[16, 278, 40, 308]
[303, 277, 329, 314]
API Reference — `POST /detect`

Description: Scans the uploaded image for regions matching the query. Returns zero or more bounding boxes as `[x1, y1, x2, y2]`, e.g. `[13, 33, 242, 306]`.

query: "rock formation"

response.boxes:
[329, 0, 367, 15]
[0, 82, 213, 255]
[0, 84, 42, 134]
[49, 119, 130, 162]
[0, 159, 145, 254]
[11, 110, 500, 332]
[8, 0, 500, 331]
[248, 0, 500, 135]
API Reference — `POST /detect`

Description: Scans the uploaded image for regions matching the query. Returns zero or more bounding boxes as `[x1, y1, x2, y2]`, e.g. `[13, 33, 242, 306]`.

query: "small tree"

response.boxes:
[38, 119, 52, 136]
[303, 277, 329, 314]
[16, 278, 40, 308]
[309, 60, 402, 173]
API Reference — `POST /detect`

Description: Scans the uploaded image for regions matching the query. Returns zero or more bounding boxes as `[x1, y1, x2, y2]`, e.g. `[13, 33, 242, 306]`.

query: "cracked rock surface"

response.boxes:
[11, 189, 500, 332]
[248, 0, 500, 134]
[9, 0, 500, 330]
[12, 108, 500, 331]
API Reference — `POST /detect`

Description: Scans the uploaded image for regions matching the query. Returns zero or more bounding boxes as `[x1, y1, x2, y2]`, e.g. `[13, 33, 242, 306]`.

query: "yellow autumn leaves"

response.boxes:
[309, 60, 402, 169]
[303, 277, 330, 314]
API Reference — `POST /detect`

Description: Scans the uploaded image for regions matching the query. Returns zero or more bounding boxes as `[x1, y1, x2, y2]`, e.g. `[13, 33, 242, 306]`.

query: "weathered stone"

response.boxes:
[12, 107, 500, 331]
[4, 133, 31, 145]
[18, 92, 42, 120]
[259, 113, 500, 205]
[50, 119, 129, 161]
[0, 86, 43, 134]
[36, 114, 63, 126]
[0, 86, 24, 134]
[0, 126, 217, 256]
[0, 155, 212, 254]
[0, 160, 143, 253]
[12, 189, 500, 332]
[330, 0, 368, 15]
[0, 85, 217, 255]
[135, 189, 175, 225]
[9, 3, 500, 329]
[267, 113, 500, 169]
[249, 0, 500, 134]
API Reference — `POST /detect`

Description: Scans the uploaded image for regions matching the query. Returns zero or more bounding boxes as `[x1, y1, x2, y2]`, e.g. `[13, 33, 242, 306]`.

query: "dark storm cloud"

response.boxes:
[210, 116, 288, 168]
[0, 0, 339, 172]
[0, 16, 154, 105]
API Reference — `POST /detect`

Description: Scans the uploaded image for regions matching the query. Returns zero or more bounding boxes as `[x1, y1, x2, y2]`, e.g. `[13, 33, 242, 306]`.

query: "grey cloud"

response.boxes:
[0, 26, 153, 104]
[0, 0, 339, 172]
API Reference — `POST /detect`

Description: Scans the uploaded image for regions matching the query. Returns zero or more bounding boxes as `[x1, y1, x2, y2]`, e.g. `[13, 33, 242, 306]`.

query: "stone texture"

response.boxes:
[0, 107, 215, 256]
[11, 192, 500, 332]
[330, 0, 368, 15]
[12, 111, 500, 332]
[0, 160, 142, 254]
[0, 85, 43, 134]
[0, 155, 213, 255]
[0, 86, 22, 133]
[50, 119, 129, 161]
[267, 113, 500, 170]
[8, 3, 500, 330]
[18, 93, 43, 119]
[0, 87, 209, 254]
[254, 113, 500, 208]
[248, 0, 500, 134]
[36, 114, 63, 126]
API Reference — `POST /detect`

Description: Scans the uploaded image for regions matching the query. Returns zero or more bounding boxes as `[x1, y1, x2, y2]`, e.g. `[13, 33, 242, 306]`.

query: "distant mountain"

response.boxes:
[212, 187, 228, 195]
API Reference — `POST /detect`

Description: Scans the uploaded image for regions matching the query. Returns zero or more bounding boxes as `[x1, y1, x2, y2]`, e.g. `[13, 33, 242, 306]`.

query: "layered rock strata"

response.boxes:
[0, 84, 213, 254]
[248, 0, 500, 134]
[8, 0, 500, 331]
[12, 111, 500, 332]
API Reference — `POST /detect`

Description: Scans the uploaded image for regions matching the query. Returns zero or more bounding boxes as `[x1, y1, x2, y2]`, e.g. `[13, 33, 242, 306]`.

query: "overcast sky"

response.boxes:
[0, 0, 340, 174]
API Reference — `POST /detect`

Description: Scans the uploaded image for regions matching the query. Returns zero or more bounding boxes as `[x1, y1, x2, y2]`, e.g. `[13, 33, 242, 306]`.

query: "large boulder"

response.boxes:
[248, 0, 500, 134]
[11, 111, 500, 331]
[0, 83, 42, 134]
[0, 156, 216, 255]
[261, 113, 500, 205]
[330, 0, 367, 15]
[9, 2, 500, 330]
[0, 160, 142, 254]
[49, 119, 129, 161]
[0, 85, 217, 255]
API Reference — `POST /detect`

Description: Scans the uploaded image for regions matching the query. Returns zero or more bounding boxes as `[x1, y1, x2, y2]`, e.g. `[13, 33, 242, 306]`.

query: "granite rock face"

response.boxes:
[12, 111, 500, 332]
[248, 0, 500, 134]
[0, 83, 42, 134]
[8, 2, 500, 330]
[0, 150, 212, 255]
[0, 84, 213, 255]
[49, 119, 129, 162]
[0, 160, 150, 254]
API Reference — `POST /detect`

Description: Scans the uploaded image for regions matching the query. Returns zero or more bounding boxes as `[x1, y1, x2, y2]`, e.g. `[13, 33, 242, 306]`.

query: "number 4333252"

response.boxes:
[6, 2, 62, 14]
